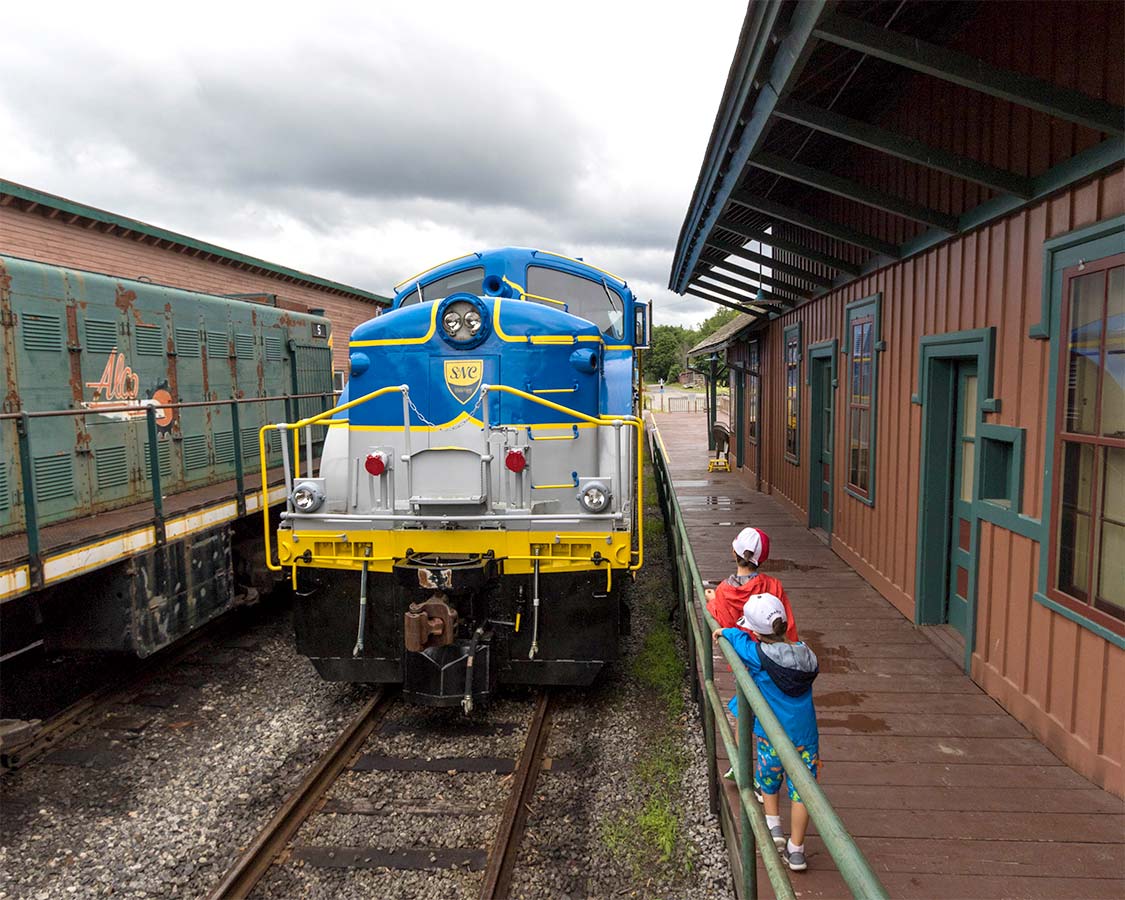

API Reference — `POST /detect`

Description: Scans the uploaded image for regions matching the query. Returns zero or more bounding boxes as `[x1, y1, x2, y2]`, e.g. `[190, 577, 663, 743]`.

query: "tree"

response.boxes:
[646, 325, 691, 383]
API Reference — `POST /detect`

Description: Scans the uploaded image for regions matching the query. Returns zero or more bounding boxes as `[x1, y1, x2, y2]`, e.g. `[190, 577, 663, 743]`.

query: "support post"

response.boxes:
[16, 412, 43, 590]
[737, 682, 757, 899]
[146, 406, 166, 546]
[231, 400, 246, 517]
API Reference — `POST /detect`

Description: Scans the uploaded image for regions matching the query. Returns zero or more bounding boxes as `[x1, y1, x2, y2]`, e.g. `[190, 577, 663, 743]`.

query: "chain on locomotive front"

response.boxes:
[259, 248, 651, 709]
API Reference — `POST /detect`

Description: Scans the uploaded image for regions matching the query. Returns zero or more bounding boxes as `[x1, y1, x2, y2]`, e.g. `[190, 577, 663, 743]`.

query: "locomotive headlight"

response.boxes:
[291, 479, 325, 513]
[578, 481, 611, 513]
[464, 309, 482, 334]
[442, 310, 463, 335]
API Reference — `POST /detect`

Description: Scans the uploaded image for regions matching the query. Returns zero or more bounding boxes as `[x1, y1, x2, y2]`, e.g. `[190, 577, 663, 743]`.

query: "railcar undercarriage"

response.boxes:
[293, 558, 626, 711]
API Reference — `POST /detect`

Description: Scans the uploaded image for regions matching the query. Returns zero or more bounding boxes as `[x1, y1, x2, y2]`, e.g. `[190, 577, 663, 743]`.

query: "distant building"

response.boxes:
[673, 1, 1124, 795]
[0, 180, 389, 380]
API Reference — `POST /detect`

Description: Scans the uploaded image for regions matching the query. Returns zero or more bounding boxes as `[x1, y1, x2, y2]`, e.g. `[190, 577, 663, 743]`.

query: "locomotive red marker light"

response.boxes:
[364, 452, 387, 476]
[504, 449, 527, 473]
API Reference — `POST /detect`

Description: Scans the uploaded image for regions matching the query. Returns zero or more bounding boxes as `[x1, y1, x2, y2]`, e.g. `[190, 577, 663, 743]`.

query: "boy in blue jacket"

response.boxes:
[713, 592, 819, 872]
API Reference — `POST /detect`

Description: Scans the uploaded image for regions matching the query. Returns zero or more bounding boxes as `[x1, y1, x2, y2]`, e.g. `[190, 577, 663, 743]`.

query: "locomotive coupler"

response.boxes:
[403, 595, 458, 652]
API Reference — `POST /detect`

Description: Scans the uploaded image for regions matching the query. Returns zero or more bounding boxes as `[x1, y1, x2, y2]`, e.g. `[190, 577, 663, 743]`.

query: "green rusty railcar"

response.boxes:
[0, 255, 334, 659]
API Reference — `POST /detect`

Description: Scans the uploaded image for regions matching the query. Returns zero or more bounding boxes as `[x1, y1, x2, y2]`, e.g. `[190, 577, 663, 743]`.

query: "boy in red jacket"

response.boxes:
[705, 527, 798, 642]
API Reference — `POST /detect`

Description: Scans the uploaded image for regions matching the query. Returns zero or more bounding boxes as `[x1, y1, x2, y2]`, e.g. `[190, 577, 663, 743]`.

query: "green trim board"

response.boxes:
[913, 328, 998, 672]
[842, 293, 881, 507]
[1031, 220, 1125, 649]
[911, 327, 1000, 411]
[805, 340, 838, 384]
[806, 339, 837, 533]
[0, 180, 390, 306]
[1029, 215, 1125, 339]
[783, 322, 802, 465]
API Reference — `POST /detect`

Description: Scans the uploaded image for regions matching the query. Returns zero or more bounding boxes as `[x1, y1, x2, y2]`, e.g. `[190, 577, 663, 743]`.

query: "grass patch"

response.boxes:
[600, 445, 696, 879]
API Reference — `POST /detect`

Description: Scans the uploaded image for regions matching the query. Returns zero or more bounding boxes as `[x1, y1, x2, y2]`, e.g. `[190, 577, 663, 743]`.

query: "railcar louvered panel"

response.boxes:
[206, 331, 229, 359]
[95, 446, 130, 491]
[0, 461, 9, 512]
[34, 455, 74, 502]
[135, 324, 164, 356]
[23, 314, 64, 352]
[240, 428, 261, 471]
[264, 335, 284, 361]
[143, 440, 173, 480]
[176, 328, 201, 358]
[182, 434, 210, 471]
[213, 431, 236, 465]
[235, 333, 255, 360]
[84, 319, 118, 353]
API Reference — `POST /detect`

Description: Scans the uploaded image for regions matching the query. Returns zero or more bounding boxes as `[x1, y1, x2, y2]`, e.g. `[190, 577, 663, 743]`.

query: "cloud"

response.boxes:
[0, 0, 748, 329]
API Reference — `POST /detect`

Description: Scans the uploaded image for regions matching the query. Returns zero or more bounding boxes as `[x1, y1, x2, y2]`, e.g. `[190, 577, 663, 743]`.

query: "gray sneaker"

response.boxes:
[769, 826, 785, 850]
[785, 847, 807, 871]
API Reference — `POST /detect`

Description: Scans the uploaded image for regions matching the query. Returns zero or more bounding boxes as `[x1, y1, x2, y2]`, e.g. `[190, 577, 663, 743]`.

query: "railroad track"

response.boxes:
[0, 606, 260, 774]
[208, 691, 555, 900]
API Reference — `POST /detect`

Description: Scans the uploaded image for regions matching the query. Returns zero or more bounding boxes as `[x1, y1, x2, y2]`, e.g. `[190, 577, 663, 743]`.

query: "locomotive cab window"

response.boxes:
[525, 266, 625, 340]
[398, 267, 485, 308]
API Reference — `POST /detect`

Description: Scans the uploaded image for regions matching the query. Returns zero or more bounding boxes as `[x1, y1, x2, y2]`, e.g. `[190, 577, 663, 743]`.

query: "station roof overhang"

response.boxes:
[687, 312, 759, 358]
[670, 0, 1125, 320]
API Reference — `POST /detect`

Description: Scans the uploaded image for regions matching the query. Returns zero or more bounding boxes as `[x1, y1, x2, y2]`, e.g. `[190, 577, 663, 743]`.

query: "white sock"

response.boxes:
[766, 815, 781, 830]
[787, 839, 804, 854]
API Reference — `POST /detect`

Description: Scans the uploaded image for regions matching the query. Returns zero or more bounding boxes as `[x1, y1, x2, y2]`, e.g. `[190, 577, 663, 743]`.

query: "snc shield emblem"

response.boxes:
[444, 359, 484, 404]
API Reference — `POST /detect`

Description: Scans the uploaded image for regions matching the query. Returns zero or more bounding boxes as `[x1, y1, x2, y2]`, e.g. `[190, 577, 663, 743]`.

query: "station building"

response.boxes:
[0, 179, 389, 380]
[671, 0, 1124, 795]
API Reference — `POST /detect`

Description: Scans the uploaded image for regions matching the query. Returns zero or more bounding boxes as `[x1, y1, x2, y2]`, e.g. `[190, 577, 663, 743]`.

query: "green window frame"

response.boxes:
[1032, 216, 1125, 648]
[1047, 254, 1124, 631]
[747, 339, 760, 445]
[844, 294, 881, 506]
[784, 323, 801, 464]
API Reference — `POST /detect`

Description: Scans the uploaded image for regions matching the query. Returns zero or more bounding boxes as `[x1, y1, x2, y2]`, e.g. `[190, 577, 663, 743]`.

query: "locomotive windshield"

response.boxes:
[399, 267, 485, 308]
[526, 266, 625, 340]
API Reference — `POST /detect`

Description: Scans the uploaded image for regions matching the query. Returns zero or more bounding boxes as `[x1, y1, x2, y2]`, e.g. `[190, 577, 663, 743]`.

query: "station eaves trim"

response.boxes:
[0, 179, 390, 306]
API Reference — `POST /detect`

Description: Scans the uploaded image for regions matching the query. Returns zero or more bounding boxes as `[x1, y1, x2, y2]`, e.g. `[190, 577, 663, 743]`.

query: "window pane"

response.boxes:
[1098, 446, 1125, 617]
[1102, 266, 1124, 438]
[1057, 441, 1096, 599]
[962, 375, 978, 438]
[961, 439, 975, 502]
[526, 267, 625, 339]
[401, 267, 484, 307]
[1097, 522, 1125, 617]
[1065, 270, 1106, 434]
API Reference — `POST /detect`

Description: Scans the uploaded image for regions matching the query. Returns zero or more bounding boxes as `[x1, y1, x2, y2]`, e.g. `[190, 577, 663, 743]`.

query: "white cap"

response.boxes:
[736, 592, 786, 636]
[732, 527, 770, 566]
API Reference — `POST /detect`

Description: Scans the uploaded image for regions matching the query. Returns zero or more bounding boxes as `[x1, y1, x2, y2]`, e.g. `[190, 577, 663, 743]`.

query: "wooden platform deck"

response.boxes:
[653, 412, 1125, 899]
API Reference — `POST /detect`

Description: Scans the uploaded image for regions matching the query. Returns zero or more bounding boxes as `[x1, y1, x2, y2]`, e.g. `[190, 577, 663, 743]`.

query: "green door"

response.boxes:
[809, 353, 833, 534]
[947, 363, 978, 640]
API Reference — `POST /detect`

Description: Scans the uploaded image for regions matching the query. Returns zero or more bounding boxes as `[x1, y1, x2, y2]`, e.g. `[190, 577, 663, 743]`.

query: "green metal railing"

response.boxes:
[647, 422, 887, 900]
[0, 391, 333, 591]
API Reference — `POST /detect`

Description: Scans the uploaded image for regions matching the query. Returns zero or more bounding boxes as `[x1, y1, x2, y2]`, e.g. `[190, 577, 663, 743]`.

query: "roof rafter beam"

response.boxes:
[671, 0, 831, 292]
[692, 274, 791, 308]
[684, 287, 766, 318]
[732, 191, 900, 258]
[705, 237, 835, 289]
[750, 150, 958, 232]
[814, 13, 1125, 136]
[715, 215, 861, 276]
[696, 256, 808, 297]
[774, 97, 1034, 198]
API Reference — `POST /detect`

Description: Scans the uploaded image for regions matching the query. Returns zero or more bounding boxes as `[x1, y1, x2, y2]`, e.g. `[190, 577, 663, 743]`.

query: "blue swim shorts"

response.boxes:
[755, 735, 820, 803]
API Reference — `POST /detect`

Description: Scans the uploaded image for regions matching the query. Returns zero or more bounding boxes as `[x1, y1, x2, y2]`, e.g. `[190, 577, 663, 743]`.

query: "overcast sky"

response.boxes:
[1, 1, 747, 328]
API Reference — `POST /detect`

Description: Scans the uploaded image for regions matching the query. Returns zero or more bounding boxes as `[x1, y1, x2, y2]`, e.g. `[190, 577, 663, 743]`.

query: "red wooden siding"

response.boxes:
[737, 168, 1123, 794]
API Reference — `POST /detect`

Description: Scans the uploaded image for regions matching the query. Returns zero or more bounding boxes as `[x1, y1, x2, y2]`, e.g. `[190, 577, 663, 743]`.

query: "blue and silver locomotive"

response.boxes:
[261, 248, 649, 709]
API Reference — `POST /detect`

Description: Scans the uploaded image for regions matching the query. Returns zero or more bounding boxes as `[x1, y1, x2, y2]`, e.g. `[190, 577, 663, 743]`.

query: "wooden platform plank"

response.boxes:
[652, 413, 1125, 899]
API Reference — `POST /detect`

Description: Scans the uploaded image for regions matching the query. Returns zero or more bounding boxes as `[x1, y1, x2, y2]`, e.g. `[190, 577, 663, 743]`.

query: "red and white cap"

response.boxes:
[737, 592, 786, 636]
[732, 527, 770, 566]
